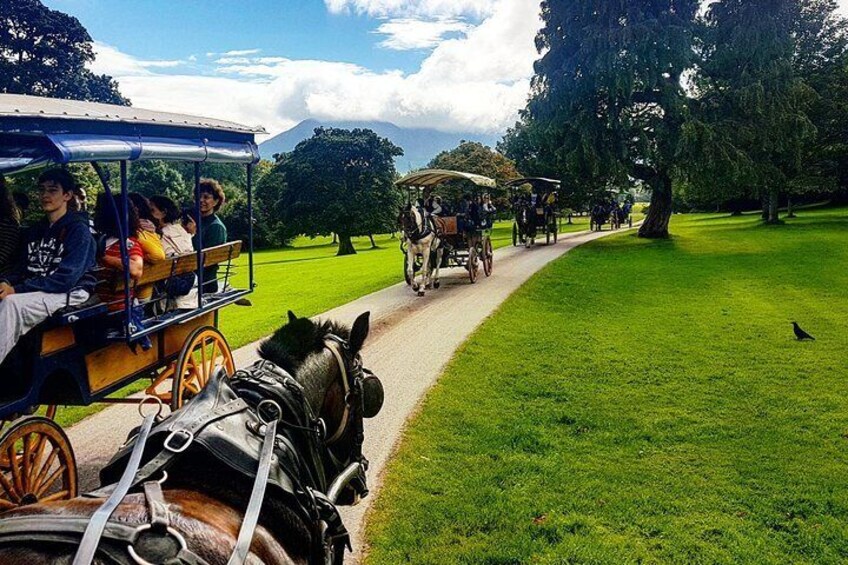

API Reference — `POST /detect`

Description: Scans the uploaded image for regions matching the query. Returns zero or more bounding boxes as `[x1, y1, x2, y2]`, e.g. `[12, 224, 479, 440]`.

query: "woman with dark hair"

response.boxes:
[0, 175, 21, 276]
[127, 193, 164, 301]
[93, 193, 144, 311]
[148, 195, 193, 256]
[149, 195, 197, 310]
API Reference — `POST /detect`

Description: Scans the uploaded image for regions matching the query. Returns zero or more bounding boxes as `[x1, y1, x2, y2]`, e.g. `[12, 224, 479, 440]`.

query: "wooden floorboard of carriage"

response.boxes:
[67, 224, 635, 563]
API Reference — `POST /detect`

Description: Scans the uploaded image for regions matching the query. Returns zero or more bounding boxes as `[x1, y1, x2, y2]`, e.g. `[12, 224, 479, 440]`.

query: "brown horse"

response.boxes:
[0, 310, 383, 564]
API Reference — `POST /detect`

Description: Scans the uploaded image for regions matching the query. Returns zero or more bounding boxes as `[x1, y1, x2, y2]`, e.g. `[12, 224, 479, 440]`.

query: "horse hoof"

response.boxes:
[417, 290, 425, 297]
[412, 283, 420, 292]
[434, 281, 441, 289]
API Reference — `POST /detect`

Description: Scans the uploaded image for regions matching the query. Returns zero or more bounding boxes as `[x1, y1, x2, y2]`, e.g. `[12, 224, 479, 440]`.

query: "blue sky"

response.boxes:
[43, 0, 439, 74]
[40, 0, 540, 138]
[41, 0, 848, 139]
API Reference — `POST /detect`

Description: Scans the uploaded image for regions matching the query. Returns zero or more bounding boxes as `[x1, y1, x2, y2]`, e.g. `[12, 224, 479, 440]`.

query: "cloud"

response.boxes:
[325, 0, 497, 18]
[90, 0, 541, 137]
[374, 17, 472, 50]
[222, 48, 261, 56]
[90, 42, 184, 76]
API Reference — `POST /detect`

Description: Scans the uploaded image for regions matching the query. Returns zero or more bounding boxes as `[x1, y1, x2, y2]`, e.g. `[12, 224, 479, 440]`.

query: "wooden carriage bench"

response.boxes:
[51, 241, 243, 326]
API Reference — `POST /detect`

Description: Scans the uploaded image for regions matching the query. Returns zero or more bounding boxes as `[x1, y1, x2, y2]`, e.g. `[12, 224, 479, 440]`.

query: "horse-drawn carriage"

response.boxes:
[0, 94, 262, 509]
[506, 177, 560, 247]
[590, 199, 633, 231]
[396, 169, 496, 294]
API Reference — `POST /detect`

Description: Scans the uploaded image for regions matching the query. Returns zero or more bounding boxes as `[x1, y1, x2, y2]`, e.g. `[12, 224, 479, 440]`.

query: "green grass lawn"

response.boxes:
[365, 207, 848, 564]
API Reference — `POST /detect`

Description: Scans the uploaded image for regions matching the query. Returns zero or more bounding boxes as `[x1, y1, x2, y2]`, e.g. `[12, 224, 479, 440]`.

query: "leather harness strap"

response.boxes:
[73, 410, 156, 565]
[227, 405, 279, 565]
[323, 340, 351, 445]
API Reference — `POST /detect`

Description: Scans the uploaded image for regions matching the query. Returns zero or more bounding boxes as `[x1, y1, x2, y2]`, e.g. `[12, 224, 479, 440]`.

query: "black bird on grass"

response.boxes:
[792, 322, 815, 341]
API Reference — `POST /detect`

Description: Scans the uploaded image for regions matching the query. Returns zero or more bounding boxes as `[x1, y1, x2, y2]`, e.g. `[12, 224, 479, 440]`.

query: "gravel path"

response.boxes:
[67, 226, 628, 562]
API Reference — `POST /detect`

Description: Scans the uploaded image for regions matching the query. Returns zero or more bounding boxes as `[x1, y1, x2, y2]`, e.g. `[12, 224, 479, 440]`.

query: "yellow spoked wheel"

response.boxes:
[0, 416, 77, 510]
[170, 326, 235, 410]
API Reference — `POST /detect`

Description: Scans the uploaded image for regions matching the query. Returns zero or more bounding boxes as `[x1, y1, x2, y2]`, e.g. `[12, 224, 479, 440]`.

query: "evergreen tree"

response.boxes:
[687, 0, 815, 223]
[522, 0, 699, 238]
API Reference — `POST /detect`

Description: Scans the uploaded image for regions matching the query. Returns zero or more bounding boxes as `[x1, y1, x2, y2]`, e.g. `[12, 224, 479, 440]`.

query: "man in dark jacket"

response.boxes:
[0, 168, 96, 364]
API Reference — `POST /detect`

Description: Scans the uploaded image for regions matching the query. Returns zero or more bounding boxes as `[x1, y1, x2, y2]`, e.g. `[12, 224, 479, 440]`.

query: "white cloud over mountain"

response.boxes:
[89, 0, 541, 137]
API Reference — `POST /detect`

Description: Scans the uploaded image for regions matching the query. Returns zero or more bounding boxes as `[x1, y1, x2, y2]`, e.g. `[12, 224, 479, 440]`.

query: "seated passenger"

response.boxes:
[93, 193, 144, 312]
[0, 169, 96, 365]
[190, 179, 228, 294]
[149, 195, 197, 310]
[0, 175, 21, 276]
[431, 196, 443, 216]
[128, 193, 165, 302]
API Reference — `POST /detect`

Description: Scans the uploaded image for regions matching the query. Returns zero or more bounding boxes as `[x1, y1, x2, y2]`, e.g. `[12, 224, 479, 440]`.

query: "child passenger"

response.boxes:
[93, 193, 144, 311]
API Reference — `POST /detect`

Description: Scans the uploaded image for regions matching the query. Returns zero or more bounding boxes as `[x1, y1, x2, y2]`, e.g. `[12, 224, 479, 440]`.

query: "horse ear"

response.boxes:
[350, 311, 370, 354]
[287, 310, 297, 323]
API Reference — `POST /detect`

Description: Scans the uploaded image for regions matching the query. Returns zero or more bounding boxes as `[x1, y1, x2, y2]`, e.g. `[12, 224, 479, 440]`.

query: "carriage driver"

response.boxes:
[0, 169, 97, 365]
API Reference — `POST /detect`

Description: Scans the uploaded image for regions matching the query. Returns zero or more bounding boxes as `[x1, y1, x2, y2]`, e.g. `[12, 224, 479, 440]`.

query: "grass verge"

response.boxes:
[364, 207, 848, 564]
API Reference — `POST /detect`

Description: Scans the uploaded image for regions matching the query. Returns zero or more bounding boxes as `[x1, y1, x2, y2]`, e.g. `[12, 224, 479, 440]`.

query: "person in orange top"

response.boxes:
[127, 193, 165, 302]
[93, 193, 144, 311]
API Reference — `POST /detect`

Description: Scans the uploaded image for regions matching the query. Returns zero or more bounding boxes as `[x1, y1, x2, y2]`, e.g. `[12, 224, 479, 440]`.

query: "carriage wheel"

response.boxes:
[467, 247, 479, 283]
[0, 416, 77, 510]
[512, 223, 518, 247]
[628, 216, 633, 228]
[482, 238, 493, 277]
[171, 326, 235, 410]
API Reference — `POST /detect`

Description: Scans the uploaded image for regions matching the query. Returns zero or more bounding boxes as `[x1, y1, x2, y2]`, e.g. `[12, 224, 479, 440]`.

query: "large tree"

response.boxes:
[274, 128, 403, 256]
[522, 0, 699, 238]
[428, 141, 519, 208]
[687, 0, 815, 223]
[0, 0, 127, 104]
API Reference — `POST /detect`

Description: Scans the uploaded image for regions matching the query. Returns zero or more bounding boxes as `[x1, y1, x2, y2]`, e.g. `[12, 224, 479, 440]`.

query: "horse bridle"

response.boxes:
[322, 335, 368, 449]
[401, 206, 432, 243]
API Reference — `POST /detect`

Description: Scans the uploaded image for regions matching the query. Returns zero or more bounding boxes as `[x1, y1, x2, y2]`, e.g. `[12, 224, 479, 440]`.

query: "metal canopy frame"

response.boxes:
[0, 94, 263, 344]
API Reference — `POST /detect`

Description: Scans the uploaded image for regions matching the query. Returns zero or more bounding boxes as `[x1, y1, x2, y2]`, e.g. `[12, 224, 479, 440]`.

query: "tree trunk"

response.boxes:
[337, 233, 356, 256]
[765, 188, 780, 224]
[761, 194, 769, 220]
[368, 233, 377, 248]
[638, 174, 673, 238]
[787, 195, 796, 218]
[332, 233, 338, 245]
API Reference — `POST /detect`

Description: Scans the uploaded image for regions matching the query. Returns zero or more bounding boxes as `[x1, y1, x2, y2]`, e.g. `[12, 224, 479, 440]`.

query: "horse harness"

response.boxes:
[403, 206, 438, 244]
[0, 336, 372, 564]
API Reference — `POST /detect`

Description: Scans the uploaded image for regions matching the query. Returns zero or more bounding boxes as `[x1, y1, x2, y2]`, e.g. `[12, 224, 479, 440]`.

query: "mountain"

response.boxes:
[259, 119, 501, 173]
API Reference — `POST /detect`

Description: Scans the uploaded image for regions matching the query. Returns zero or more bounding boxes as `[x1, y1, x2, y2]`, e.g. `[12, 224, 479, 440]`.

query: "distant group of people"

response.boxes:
[0, 169, 229, 366]
[419, 193, 496, 231]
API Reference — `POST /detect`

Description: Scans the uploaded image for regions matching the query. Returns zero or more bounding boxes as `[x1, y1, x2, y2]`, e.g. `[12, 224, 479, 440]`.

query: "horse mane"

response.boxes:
[257, 315, 351, 375]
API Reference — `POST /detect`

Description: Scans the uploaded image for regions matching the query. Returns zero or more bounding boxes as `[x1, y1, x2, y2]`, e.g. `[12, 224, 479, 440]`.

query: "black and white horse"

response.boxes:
[399, 204, 443, 296]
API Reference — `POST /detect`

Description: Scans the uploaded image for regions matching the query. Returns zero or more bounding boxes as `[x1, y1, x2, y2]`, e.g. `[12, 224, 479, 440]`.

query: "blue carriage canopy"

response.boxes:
[0, 94, 266, 173]
[395, 169, 497, 189]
